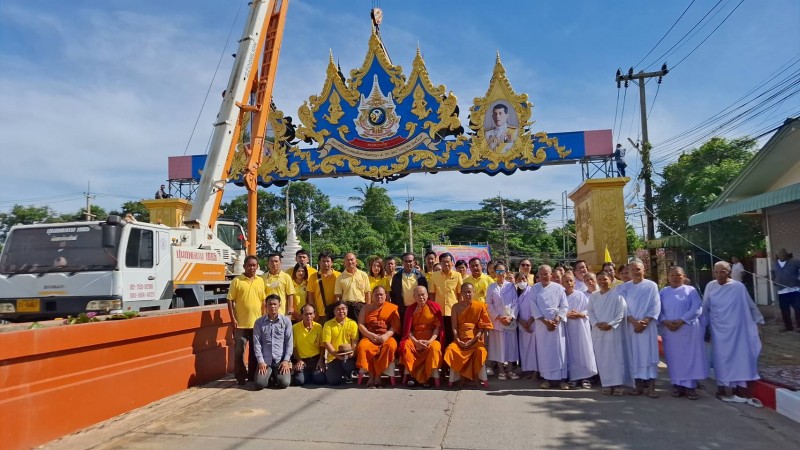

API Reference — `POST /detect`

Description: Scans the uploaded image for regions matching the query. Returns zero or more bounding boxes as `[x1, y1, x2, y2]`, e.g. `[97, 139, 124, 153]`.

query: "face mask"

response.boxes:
[516, 282, 528, 290]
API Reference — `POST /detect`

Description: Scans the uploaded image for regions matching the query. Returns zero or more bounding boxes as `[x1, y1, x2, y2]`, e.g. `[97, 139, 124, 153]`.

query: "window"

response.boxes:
[126, 228, 154, 268]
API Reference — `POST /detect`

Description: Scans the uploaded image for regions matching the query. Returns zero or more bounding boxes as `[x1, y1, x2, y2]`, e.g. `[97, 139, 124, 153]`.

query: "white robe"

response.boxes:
[703, 279, 763, 386]
[486, 281, 519, 363]
[531, 282, 569, 380]
[565, 290, 598, 381]
[623, 279, 661, 379]
[516, 285, 538, 371]
[587, 289, 634, 388]
[659, 285, 708, 388]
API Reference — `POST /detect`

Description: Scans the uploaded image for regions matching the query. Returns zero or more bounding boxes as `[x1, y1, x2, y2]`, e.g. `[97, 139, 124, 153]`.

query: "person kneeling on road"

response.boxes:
[253, 294, 293, 390]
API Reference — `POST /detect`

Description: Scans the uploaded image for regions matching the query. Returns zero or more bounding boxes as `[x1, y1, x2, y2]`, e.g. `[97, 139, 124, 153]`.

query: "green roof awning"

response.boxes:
[688, 183, 800, 226]
[646, 233, 699, 249]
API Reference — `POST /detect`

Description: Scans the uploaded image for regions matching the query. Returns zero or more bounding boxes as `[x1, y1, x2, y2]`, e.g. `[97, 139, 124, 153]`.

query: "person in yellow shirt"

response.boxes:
[226, 255, 267, 385]
[262, 253, 295, 317]
[291, 264, 309, 322]
[519, 258, 535, 285]
[322, 301, 360, 385]
[603, 262, 625, 288]
[384, 256, 398, 288]
[464, 257, 494, 303]
[335, 252, 371, 322]
[307, 251, 341, 322]
[455, 259, 468, 279]
[429, 252, 463, 345]
[286, 248, 317, 279]
[390, 252, 429, 325]
[424, 250, 438, 284]
[368, 256, 390, 293]
[291, 303, 326, 385]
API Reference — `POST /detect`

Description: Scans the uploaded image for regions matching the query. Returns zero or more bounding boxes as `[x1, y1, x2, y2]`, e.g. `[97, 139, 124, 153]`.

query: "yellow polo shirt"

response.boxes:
[399, 271, 422, 306]
[307, 270, 340, 318]
[293, 321, 323, 359]
[262, 271, 296, 316]
[369, 275, 391, 293]
[226, 274, 266, 329]
[430, 270, 463, 316]
[335, 269, 370, 303]
[464, 273, 494, 303]
[322, 317, 359, 362]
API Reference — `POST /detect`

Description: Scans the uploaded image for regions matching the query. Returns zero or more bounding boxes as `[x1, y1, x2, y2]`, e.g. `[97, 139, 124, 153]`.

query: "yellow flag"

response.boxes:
[604, 245, 612, 263]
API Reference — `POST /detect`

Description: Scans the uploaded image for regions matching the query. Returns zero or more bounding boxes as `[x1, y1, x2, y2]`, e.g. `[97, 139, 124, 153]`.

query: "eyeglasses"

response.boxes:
[496, 270, 507, 274]
[520, 264, 531, 267]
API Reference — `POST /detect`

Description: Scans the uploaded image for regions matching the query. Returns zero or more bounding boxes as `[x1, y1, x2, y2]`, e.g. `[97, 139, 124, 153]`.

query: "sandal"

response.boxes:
[497, 372, 507, 380]
[648, 389, 660, 399]
[581, 380, 592, 389]
[686, 389, 699, 401]
[612, 387, 625, 396]
[672, 387, 684, 398]
[406, 379, 417, 388]
[628, 388, 642, 396]
[747, 398, 764, 408]
[601, 387, 613, 395]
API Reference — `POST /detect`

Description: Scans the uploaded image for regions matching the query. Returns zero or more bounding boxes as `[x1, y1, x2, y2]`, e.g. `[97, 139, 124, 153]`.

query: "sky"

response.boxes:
[0, 0, 798, 236]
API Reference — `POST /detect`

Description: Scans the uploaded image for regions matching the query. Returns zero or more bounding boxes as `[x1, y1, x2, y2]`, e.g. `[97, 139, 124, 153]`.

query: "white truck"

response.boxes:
[0, 219, 246, 321]
[0, 0, 280, 322]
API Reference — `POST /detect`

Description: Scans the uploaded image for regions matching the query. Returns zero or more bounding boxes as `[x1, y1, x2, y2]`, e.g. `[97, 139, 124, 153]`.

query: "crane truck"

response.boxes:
[0, 0, 285, 322]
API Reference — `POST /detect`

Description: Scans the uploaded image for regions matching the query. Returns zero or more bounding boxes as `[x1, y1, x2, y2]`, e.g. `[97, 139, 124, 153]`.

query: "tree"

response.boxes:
[348, 182, 403, 253]
[61, 205, 108, 222]
[220, 189, 283, 257]
[118, 201, 150, 222]
[626, 224, 644, 253]
[281, 181, 331, 241]
[0, 205, 64, 243]
[654, 137, 763, 255]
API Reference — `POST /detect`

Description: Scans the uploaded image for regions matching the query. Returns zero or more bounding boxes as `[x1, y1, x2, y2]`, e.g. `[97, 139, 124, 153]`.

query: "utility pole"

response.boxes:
[616, 64, 668, 282]
[83, 181, 95, 221]
[406, 193, 414, 255]
[499, 196, 509, 266]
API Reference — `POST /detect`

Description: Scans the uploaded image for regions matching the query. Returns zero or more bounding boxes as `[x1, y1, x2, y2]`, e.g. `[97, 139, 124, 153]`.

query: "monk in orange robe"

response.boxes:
[444, 282, 493, 387]
[356, 286, 401, 387]
[400, 286, 444, 387]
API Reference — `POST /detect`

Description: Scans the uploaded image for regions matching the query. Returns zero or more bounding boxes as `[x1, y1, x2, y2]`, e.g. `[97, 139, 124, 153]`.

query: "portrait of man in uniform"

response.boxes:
[484, 102, 518, 154]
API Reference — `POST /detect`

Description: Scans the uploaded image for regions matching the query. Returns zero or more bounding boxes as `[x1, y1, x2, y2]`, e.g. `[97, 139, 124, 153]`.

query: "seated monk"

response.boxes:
[355, 286, 401, 388]
[444, 282, 493, 387]
[400, 286, 444, 387]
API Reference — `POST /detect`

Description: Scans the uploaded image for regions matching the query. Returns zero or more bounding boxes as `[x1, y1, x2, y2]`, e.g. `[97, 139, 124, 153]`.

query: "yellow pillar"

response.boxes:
[141, 198, 192, 228]
[568, 177, 629, 272]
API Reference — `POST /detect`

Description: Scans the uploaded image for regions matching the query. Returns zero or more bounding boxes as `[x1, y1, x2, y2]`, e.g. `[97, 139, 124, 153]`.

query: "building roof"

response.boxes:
[688, 117, 800, 226]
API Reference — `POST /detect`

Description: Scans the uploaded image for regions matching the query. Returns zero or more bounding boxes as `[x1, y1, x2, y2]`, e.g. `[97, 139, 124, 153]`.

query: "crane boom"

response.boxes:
[186, 0, 288, 233]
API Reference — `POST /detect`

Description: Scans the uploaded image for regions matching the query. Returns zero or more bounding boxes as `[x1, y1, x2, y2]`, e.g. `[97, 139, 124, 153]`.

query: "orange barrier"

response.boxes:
[0, 306, 234, 450]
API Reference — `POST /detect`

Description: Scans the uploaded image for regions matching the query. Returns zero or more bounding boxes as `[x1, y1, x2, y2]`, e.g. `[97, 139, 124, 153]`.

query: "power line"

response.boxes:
[634, 0, 697, 69]
[670, 0, 745, 70]
[643, 0, 725, 70]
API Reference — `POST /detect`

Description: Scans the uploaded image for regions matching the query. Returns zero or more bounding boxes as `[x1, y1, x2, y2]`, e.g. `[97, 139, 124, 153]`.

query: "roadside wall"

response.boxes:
[0, 306, 233, 450]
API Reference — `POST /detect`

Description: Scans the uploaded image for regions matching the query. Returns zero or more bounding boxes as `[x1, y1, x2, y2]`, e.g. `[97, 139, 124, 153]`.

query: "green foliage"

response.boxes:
[220, 189, 283, 257]
[0, 204, 65, 243]
[626, 224, 644, 252]
[654, 137, 763, 255]
[348, 182, 403, 252]
[115, 201, 150, 222]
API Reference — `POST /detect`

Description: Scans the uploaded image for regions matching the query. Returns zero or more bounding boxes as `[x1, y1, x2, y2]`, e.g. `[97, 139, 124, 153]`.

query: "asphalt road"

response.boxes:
[43, 373, 799, 450]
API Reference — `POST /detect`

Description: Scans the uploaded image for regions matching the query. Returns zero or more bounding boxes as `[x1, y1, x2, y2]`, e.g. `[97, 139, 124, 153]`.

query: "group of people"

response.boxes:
[226, 249, 765, 405]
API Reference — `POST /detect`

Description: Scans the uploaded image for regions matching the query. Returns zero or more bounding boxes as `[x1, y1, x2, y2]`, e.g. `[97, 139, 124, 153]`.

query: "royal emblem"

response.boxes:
[354, 75, 401, 141]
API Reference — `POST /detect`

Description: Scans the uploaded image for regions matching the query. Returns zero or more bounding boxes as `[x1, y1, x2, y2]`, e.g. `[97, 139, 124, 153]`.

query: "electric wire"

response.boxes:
[634, 0, 697, 69]
[182, 1, 244, 156]
[670, 0, 745, 70]
[643, 0, 725, 71]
